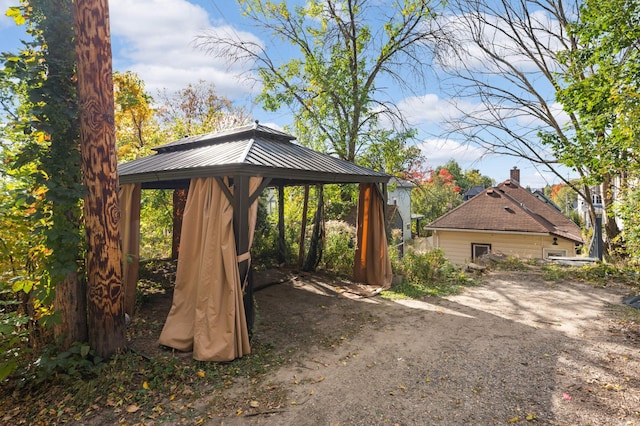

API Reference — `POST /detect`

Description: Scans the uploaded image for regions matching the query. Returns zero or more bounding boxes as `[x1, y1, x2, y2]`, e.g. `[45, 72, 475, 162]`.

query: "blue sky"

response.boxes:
[0, 0, 573, 188]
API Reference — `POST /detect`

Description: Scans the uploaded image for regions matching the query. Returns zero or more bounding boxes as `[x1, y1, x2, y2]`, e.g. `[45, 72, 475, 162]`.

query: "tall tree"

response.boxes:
[555, 0, 640, 255]
[436, 0, 615, 243]
[199, 0, 442, 165]
[3, 0, 87, 347]
[113, 71, 160, 161]
[74, 0, 125, 358]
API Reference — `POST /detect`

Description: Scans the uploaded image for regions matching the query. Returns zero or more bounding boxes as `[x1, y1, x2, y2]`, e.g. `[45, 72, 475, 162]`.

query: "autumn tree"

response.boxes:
[435, 160, 493, 195]
[2, 0, 87, 349]
[412, 167, 463, 224]
[199, 0, 441, 167]
[114, 71, 162, 161]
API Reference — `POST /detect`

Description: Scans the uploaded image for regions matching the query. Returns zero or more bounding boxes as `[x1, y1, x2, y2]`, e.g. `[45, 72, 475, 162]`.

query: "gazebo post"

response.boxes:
[232, 176, 254, 333]
[277, 185, 286, 264]
[297, 184, 310, 270]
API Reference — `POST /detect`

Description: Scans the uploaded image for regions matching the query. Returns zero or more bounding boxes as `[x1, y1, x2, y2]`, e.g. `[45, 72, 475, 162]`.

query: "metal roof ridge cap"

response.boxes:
[239, 138, 255, 163]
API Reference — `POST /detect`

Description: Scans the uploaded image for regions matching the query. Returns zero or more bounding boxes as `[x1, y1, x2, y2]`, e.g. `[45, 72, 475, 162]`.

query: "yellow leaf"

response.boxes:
[526, 413, 537, 421]
[236, 408, 243, 415]
[197, 370, 206, 378]
[142, 381, 150, 390]
[169, 394, 176, 401]
[508, 416, 521, 423]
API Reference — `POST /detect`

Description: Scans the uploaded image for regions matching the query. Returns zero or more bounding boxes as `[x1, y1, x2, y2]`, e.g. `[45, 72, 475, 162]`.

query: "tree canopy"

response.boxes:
[199, 0, 441, 172]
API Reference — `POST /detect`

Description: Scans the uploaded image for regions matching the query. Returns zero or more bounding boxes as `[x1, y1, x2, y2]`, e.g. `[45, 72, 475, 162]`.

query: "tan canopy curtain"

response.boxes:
[119, 183, 141, 317]
[158, 176, 262, 361]
[354, 183, 392, 288]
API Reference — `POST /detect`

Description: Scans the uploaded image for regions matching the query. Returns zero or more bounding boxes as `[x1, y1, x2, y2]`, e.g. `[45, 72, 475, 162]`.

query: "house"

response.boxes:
[462, 185, 485, 201]
[387, 177, 415, 242]
[426, 170, 584, 265]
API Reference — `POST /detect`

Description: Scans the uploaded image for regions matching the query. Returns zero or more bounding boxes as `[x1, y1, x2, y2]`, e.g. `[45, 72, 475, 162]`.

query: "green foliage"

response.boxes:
[0, 295, 30, 381]
[229, 0, 439, 167]
[321, 221, 355, 276]
[139, 190, 173, 259]
[252, 198, 280, 269]
[614, 186, 640, 263]
[382, 249, 476, 298]
[31, 342, 103, 384]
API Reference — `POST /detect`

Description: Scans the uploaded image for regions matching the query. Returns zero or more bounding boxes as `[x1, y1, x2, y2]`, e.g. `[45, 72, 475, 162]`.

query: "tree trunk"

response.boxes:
[54, 271, 87, 348]
[303, 186, 324, 272]
[74, 0, 126, 358]
[171, 189, 188, 260]
[601, 173, 622, 255]
[277, 185, 286, 265]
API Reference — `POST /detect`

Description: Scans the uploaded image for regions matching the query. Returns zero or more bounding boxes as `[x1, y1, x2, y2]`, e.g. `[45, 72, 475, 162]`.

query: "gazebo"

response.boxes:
[118, 122, 392, 361]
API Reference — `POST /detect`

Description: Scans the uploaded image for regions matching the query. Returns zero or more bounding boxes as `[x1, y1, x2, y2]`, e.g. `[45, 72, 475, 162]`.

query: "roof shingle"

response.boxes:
[427, 179, 583, 243]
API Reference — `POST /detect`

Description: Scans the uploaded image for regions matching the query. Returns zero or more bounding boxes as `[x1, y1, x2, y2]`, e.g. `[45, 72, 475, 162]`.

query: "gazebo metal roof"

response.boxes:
[118, 122, 390, 189]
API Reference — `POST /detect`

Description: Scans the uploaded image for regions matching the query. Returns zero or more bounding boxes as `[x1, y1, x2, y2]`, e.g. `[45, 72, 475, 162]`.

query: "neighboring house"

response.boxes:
[426, 178, 584, 265]
[387, 177, 415, 242]
[463, 185, 485, 201]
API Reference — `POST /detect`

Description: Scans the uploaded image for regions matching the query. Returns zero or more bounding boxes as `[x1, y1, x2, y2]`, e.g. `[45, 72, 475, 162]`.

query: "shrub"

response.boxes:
[383, 248, 475, 298]
[321, 220, 355, 276]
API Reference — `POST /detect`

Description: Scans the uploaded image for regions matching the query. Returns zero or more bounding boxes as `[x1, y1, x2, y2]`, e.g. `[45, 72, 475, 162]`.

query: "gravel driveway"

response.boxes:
[212, 270, 640, 425]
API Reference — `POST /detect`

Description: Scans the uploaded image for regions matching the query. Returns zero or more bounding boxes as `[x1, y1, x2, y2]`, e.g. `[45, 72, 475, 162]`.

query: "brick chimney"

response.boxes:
[510, 166, 520, 183]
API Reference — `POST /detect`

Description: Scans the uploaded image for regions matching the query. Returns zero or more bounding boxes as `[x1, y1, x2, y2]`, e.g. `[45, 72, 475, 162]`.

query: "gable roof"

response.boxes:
[427, 179, 583, 243]
[118, 122, 390, 189]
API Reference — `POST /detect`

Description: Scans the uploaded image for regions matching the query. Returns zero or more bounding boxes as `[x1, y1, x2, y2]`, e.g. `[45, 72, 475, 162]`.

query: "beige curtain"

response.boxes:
[354, 183, 392, 288]
[158, 176, 261, 361]
[119, 183, 141, 317]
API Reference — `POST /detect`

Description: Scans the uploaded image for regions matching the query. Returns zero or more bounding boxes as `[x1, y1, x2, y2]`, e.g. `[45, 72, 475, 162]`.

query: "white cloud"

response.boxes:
[396, 94, 465, 125]
[109, 0, 263, 98]
[0, 1, 16, 29]
[419, 137, 488, 165]
[437, 9, 566, 75]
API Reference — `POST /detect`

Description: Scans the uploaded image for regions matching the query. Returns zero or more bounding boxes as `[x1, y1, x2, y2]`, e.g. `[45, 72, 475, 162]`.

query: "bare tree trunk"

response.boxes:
[74, 0, 126, 358]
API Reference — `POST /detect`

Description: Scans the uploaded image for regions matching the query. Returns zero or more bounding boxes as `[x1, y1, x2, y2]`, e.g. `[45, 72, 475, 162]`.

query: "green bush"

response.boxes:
[0, 296, 29, 381]
[321, 220, 355, 276]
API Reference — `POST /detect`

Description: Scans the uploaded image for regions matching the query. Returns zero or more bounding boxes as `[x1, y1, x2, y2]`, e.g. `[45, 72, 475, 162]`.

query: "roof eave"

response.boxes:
[119, 164, 390, 186]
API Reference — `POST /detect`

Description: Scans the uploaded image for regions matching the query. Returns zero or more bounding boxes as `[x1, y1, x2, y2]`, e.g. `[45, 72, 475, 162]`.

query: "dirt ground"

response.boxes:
[129, 268, 640, 426]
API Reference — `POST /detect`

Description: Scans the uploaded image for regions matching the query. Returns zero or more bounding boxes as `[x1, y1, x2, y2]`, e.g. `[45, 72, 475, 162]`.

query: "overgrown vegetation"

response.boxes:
[382, 249, 478, 299]
[0, 261, 287, 425]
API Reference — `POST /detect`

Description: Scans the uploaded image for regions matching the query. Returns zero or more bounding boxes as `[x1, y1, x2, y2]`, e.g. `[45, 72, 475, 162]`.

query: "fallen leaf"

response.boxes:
[250, 401, 259, 408]
[125, 404, 140, 413]
[197, 371, 205, 378]
[526, 412, 536, 421]
[562, 392, 571, 400]
[508, 416, 521, 423]
[142, 381, 150, 390]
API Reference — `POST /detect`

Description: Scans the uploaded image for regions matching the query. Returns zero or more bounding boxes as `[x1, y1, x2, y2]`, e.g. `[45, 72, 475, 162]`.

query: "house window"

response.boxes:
[543, 248, 567, 258]
[471, 243, 491, 261]
[592, 194, 602, 205]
